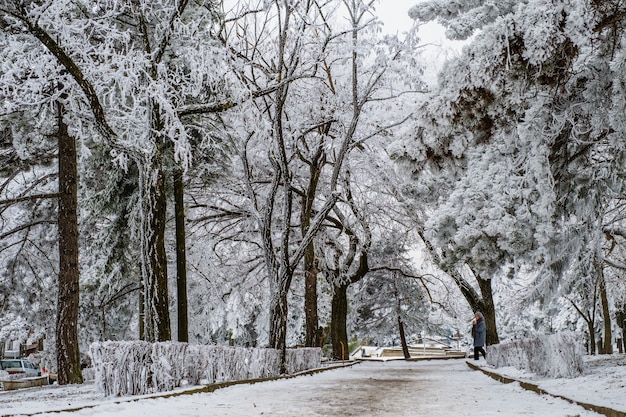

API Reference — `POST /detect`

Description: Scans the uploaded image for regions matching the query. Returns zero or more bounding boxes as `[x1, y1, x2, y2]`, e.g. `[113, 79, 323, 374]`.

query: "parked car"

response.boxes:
[0, 359, 41, 377]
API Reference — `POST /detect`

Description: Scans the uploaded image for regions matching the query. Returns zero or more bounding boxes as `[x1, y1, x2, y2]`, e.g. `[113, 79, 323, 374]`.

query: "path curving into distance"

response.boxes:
[23, 359, 602, 417]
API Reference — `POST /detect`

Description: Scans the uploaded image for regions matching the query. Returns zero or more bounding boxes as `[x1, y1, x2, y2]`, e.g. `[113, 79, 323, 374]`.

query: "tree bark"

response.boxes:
[304, 249, 319, 347]
[448, 267, 499, 345]
[301, 143, 324, 348]
[56, 101, 83, 385]
[141, 93, 171, 342]
[269, 292, 288, 349]
[417, 230, 500, 345]
[587, 319, 596, 355]
[269, 286, 290, 372]
[329, 249, 369, 361]
[599, 270, 612, 354]
[394, 275, 410, 359]
[143, 166, 171, 342]
[331, 283, 349, 360]
[476, 276, 500, 346]
[617, 307, 626, 353]
[139, 288, 145, 340]
[174, 168, 188, 342]
[398, 316, 410, 359]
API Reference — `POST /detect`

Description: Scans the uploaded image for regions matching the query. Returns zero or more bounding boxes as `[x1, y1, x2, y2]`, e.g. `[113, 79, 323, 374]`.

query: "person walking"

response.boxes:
[472, 311, 487, 360]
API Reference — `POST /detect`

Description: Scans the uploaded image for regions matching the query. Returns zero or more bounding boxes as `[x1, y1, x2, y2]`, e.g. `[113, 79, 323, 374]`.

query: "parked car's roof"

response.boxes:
[0, 359, 41, 376]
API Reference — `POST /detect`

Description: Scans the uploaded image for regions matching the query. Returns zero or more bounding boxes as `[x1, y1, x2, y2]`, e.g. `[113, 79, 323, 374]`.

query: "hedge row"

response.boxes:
[89, 341, 322, 396]
[486, 332, 584, 378]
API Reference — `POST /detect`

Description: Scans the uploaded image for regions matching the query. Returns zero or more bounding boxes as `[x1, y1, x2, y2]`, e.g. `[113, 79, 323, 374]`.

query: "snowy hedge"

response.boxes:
[486, 332, 584, 378]
[90, 341, 322, 396]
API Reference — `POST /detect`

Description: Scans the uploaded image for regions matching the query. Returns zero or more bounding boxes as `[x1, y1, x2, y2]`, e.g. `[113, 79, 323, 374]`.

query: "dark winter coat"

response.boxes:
[472, 312, 486, 347]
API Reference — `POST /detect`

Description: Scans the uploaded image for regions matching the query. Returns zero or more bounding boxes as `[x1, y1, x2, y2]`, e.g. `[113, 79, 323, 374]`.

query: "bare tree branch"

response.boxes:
[0, 220, 57, 240]
[0, 192, 61, 207]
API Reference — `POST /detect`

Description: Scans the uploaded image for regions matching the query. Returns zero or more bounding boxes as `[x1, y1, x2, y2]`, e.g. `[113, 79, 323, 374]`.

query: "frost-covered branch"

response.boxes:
[0, 192, 61, 207]
[594, 9, 626, 33]
[351, 114, 413, 149]
[0, 220, 57, 240]
[603, 226, 626, 240]
[0, 171, 58, 220]
[603, 256, 626, 270]
[6, 9, 117, 142]
[177, 80, 296, 117]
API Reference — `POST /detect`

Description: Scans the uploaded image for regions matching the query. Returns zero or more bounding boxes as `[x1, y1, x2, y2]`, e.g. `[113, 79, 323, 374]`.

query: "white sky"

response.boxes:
[221, 0, 465, 72]
[375, 0, 416, 34]
[376, 0, 466, 83]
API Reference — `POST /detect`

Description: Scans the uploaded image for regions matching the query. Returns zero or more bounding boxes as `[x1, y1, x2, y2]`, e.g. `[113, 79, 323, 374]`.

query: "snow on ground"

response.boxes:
[474, 353, 626, 414]
[1, 356, 624, 417]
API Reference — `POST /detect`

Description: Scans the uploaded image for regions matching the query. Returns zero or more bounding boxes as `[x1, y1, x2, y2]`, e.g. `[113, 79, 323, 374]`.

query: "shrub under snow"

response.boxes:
[89, 341, 153, 397]
[486, 332, 584, 378]
[90, 341, 322, 396]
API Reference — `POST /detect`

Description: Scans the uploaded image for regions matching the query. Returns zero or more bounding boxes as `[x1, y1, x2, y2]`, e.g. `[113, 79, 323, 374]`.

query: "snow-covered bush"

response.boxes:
[246, 347, 281, 379]
[90, 342, 322, 396]
[285, 348, 322, 374]
[151, 342, 188, 392]
[486, 332, 584, 378]
[90, 341, 152, 396]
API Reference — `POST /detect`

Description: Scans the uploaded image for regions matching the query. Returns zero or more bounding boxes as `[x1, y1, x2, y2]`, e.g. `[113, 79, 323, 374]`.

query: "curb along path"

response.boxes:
[466, 361, 626, 417]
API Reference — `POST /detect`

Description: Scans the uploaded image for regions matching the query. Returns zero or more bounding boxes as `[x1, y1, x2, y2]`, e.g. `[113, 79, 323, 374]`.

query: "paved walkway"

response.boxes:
[32, 359, 602, 417]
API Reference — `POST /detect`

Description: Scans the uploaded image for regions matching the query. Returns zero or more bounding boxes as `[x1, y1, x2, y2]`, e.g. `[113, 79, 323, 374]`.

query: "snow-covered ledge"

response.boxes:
[486, 332, 584, 378]
[89, 341, 322, 396]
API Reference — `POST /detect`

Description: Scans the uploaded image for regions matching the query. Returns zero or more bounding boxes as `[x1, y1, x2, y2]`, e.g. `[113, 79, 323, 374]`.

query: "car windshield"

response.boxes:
[1, 360, 22, 369]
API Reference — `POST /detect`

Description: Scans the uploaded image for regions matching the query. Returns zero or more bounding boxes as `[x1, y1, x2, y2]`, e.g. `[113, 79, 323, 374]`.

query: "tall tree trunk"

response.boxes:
[139, 289, 145, 340]
[304, 248, 319, 347]
[331, 283, 349, 360]
[269, 285, 290, 372]
[269, 292, 288, 349]
[450, 268, 499, 345]
[329, 253, 368, 361]
[568, 298, 597, 355]
[598, 270, 612, 354]
[174, 168, 188, 342]
[398, 316, 410, 359]
[417, 230, 500, 344]
[394, 275, 410, 359]
[617, 307, 626, 353]
[587, 319, 597, 355]
[143, 166, 171, 342]
[476, 276, 499, 346]
[56, 102, 83, 385]
[301, 144, 324, 348]
[142, 97, 171, 342]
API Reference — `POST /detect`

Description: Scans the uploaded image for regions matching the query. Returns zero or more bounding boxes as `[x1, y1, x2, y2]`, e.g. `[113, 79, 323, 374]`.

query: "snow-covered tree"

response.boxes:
[187, 0, 425, 362]
[393, 0, 626, 343]
[1, 0, 237, 380]
[0, 6, 85, 380]
[349, 238, 430, 350]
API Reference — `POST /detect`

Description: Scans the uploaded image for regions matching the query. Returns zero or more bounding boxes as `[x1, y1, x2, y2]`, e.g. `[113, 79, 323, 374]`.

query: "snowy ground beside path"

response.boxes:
[474, 353, 626, 414]
[1, 358, 615, 417]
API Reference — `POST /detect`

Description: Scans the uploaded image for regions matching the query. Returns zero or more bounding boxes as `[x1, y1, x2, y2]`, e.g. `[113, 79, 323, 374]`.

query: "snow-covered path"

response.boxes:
[13, 359, 602, 417]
